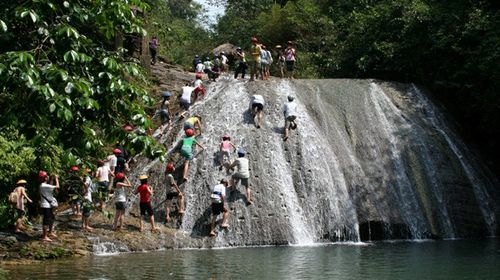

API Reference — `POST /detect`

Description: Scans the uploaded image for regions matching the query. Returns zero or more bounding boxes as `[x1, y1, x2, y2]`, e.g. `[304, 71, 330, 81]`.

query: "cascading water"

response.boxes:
[130, 76, 497, 247]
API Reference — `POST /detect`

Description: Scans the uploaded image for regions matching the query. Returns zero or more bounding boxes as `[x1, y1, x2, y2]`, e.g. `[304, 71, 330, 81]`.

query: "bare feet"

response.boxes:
[178, 209, 185, 214]
[42, 237, 53, 242]
[151, 227, 159, 233]
[209, 231, 216, 237]
[49, 233, 57, 238]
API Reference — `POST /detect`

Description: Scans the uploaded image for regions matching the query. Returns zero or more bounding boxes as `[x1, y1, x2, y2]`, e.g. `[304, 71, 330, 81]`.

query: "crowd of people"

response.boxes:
[9, 36, 300, 240]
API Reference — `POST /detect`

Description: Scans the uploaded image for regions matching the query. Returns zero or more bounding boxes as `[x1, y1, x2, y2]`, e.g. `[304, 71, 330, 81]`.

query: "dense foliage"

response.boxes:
[0, 0, 165, 217]
[213, 0, 500, 173]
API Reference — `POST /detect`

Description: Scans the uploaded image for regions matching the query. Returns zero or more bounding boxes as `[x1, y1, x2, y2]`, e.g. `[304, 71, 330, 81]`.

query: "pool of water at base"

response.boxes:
[2, 239, 499, 280]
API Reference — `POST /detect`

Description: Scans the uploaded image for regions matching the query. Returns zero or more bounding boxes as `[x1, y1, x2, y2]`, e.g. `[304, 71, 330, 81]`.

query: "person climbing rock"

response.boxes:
[135, 175, 158, 232]
[210, 60, 221, 81]
[183, 114, 203, 136]
[195, 60, 205, 76]
[250, 94, 265, 128]
[220, 51, 228, 72]
[203, 57, 213, 75]
[39, 171, 59, 242]
[112, 172, 132, 231]
[180, 84, 195, 111]
[96, 160, 114, 211]
[234, 47, 247, 79]
[227, 149, 253, 205]
[12, 179, 32, 233]
[219, 134, 237, 170]
[193, 73, 206, 104]
[149, 35, 159, 65]
[209, 179, 230, 237]
[285, 41, 296, 79]
[193, 54, 201, 72]
[249, 37, 262, 81]
[81, 168, 94, 232]
[158, 91, 172, 136]
[66, 165, 83, 217]
[172, 128, 206, 181]
[283, 95, 298, 141]
[115, 149, 129, 174]
[164, 163, 184, 224]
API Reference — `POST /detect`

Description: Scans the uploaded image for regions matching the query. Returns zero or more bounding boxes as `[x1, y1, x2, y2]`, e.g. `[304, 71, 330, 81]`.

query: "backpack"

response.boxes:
[8, 189, 19, 205]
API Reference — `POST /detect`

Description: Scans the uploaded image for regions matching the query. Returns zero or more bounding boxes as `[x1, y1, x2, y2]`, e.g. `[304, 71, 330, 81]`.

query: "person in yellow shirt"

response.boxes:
[249, 37, 262, 81]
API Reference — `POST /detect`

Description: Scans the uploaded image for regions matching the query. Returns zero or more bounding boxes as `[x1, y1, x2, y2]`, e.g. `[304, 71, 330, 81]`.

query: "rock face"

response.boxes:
[132, 76, 498, 247]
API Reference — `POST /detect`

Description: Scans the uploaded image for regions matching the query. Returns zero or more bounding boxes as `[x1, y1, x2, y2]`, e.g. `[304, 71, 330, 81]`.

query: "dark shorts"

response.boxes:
[211, 203, 226, 216]
[252, 103, 264, 111]
[285, 115, 297, 129]
[115, 202, 126, 211]
[232, 175, 250, 188]
[16, 209, 25, 218]
[286, 60, 295, 72]
[160, 110, 170, 124]
[41, 207, 55, 226]
[166, 192, 179, 200]
[183, 122, 194, 130]
[180, 99, 191, 110]
[82, 203, 92, 217]
[140, 202, 154, 217]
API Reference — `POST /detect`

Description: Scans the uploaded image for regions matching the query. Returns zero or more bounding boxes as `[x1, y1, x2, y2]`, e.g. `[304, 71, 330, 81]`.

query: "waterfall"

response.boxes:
[131, 77, 497, 247]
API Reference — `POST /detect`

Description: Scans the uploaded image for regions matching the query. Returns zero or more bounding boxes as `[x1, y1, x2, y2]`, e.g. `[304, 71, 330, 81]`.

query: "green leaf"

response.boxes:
[49, 104, 56, 113]
[0, 20, 7, 32]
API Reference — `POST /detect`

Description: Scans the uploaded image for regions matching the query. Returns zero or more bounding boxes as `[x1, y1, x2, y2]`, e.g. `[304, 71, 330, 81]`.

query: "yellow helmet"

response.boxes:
[138, 175, 148, 180]
[16, 179, 27, 185]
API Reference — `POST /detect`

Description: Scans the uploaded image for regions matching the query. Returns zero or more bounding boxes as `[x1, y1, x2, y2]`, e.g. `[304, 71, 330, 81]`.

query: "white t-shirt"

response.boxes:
[252, 95, 265, 105]
[84, 176, 93, 201]
[97, 165, 111, 182]
[195, 63, 205, 73]
[283, 101, 298, 118]
[40, 183, 57, 208]
[181, 86, 194, 103]
[211, 183, 226, 204]
[114, 185, 126, 202]
[165, 173, 176, 194]
[105, 155, 117, 168]
[233, 158, 250, 178]
[194, 79, 203, 88]
[221, 55, 228, 64]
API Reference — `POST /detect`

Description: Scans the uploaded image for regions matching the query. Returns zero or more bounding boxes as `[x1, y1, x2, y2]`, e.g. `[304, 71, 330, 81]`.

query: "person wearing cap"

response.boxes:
[112, 172, 132, 231]
[12, 179, 32, 233]
[220, 51, 228, 72]
[66, 165, 84, 216]
[234, 47, 247, 79]
[172, 128, 206, 181]
[285, 41, 296, 79]
[209, 179, 230, 237]
[183, 114, 203, 136]
[276, 45, 286, 78]
[227, 149, 253, 205]
[135, 175, 158, 232]
[283, 95, 298, 141]
[219, 134, 237, 170]
[249, 37, 262, 81]
[114, 148, 129, 174]
[39, 171, 59, 242]
[164, 163, 184, 224]
[249, 94, 265, 128]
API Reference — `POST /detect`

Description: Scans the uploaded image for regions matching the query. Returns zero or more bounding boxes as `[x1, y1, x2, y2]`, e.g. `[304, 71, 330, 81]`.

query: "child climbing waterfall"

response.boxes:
[219, 134, 237, 170]
[171, 128, 206, 181]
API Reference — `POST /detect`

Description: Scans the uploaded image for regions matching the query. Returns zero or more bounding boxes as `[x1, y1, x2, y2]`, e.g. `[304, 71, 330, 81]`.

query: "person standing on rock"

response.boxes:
[249, 94, 265, 128]
[283, 95, 298, 141]
[209, 179, 230, 237]
[39, 171, 59, 242]
[112, 172, 132, 231]
[164, 163, 184, 224]
[276, 45, 286, 78]
[220, 51, 228, 72]
[249, 37, 262, 81]
[227, 149, 253, 205]
[149, 35, 159, 65]
[285, 41, 296, 79]
[135, 175, 158, 232]
[234, 47, 247, 80]
[96, 160, 114, 211]
[81, 168, 94, 232]
[12, 179, 33, 233]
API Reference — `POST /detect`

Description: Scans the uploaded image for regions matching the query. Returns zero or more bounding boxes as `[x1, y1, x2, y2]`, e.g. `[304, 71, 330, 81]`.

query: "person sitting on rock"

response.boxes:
[219, 134, 237, 170]
[164, 163, 185, 224]
[12, 179, 32, 233]
[112, 172, 132, 231]
[283, 95, 298, 141]
[227, 148, 253, 205]
[135, 175, 158, 232]
[249, 94, 265, 128]
[172, 128, 206, 182]
[209, 179, 230, 237]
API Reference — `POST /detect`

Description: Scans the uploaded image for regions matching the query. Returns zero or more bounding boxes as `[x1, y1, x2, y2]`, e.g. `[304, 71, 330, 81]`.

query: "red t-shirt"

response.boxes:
[137, 184, 151, 203]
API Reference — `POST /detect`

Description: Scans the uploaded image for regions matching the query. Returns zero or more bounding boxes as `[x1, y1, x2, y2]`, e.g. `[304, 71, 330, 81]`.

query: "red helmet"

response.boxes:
[166, 163, 175, 172]
[38, 170, 48, 182]
[113, 148, 122, 154]
[115, 172, 125, 180]
[185, 128, 194, 137]
[70, 166, 79, 172]
[222, 134, 230, 140]
[251, 37, 258, 42]
[195, 73, 203, 79]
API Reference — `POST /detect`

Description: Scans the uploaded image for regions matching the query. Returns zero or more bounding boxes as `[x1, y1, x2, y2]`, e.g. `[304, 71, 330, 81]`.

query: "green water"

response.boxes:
[2, 239, 499, 279]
